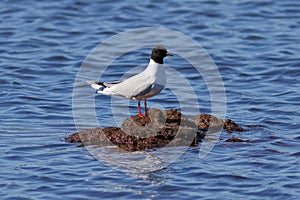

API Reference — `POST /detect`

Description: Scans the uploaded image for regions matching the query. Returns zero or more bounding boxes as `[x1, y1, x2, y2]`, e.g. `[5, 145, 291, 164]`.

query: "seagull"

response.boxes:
[87, 46, 173, 117]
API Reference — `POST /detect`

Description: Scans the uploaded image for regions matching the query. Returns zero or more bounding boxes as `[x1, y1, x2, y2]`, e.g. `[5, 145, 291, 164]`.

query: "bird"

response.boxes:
[87, 45, 173, 117]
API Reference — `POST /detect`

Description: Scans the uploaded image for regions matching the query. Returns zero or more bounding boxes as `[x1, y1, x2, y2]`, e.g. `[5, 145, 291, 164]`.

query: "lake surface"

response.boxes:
[1, 0, 299, 199]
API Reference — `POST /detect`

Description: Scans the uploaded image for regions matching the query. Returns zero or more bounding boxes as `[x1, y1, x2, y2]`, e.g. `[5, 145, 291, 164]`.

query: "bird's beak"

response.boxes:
[166, 52, 173, 56]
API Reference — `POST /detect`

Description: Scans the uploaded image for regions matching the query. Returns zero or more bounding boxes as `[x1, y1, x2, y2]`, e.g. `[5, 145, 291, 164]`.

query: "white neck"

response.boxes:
[149, 59, 159, 65]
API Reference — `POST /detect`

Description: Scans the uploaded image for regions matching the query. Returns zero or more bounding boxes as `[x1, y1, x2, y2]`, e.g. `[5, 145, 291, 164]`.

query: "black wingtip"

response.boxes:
[95, 82, 104, 86]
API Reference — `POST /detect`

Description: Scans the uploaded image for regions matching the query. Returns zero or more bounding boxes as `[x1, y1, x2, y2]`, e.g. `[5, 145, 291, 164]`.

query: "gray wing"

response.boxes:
[112, 71, 154, 99]
[131, 83, 154, 99]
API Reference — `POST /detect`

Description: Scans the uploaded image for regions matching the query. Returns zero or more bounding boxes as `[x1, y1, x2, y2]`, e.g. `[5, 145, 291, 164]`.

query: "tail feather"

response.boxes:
[86, 81, 104, 90]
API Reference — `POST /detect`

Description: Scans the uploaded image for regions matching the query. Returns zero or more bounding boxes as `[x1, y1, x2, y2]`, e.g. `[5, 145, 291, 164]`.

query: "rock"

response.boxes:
[75, 127, 112, 147]
[65, 109, 245, 151]
[191, 113, 224, 133]
[225, 136, 249, 143]
[121, 108, 164, 138]
[223, 119, 244, 133]
[121, 108, 196, 138]
[65, 131, 81, 143]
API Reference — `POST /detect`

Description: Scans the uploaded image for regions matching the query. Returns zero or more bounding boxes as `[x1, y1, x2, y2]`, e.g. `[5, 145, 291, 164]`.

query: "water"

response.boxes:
[1, 0, 299, 199]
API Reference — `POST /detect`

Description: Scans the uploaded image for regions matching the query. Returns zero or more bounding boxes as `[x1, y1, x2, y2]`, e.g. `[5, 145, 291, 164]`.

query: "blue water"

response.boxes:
[1, 0, 300, 199]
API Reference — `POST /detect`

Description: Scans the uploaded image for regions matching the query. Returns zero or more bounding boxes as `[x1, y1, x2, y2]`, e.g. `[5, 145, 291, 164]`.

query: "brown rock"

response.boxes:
[191, 113, 224, 133]
[225, 136, 249, 143]
[65, 109, 246, 151]
[223, 119, 244, 133]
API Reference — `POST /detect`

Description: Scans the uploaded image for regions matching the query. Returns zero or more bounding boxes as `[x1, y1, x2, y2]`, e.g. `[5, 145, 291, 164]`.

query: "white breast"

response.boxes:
[112, 59, 166, 100]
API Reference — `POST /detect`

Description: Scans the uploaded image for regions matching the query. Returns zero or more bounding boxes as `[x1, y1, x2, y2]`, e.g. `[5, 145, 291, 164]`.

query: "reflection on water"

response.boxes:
[89, 146, 187, 173]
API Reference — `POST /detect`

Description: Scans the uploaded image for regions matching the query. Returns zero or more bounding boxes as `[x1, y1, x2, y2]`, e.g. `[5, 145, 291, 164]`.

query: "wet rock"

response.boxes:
[225, 136, 249, 143]
[223, 119, 244, 133]
[65, 109, 245, 151]
[191, 113, 224, 133]
[65, 131, 81, 143]
[121, 108, 164, 138]
[121, 108, 196, 138]
[75, 127, 112, 147]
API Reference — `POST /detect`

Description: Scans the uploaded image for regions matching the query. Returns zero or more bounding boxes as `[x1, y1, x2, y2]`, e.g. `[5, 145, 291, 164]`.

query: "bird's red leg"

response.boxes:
[138, 100, 142, 115]
[138, 100, 145, 117]
[144, 99, 147, 116]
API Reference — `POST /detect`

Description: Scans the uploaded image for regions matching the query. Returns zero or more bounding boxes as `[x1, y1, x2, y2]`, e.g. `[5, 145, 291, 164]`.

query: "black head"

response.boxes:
[151, 46, 173, 64]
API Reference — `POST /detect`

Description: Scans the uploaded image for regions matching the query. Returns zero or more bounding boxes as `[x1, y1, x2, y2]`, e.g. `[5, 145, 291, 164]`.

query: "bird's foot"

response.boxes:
[138, 113, 147, 117]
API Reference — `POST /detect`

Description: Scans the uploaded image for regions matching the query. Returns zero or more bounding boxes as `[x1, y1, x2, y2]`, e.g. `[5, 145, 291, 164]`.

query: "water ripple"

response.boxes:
[1, 0, 299, 199]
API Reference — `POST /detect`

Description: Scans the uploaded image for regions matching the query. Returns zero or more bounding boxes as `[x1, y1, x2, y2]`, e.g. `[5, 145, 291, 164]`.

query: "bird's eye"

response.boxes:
[155, 49, 160, 53]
